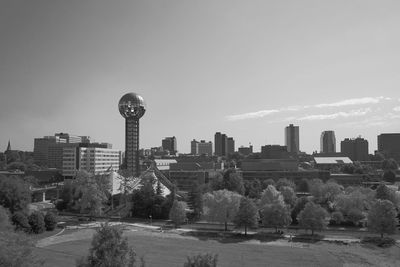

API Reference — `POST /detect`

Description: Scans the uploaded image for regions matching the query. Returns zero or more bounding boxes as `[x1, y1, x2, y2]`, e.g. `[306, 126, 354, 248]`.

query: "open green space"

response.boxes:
[34, 227, 400, 267]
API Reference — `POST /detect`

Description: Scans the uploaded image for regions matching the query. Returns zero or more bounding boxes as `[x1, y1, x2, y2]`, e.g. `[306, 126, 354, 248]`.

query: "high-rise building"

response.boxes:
[62, 147, 121, 177]
[320, 131, 336, 153]
[34, 135, 67, 167]
[162, 136, 177, 155]
[238, 145, 253, 156]
[377, 133, 400, 162]
[285, 124, 299, 153]
[118, 92, 146, 177]
[191, 139, 199, 155]
[227, 137, 235, 155]
[341, 137, 369, 161]
[214, 132, 223, 156]
[198, 140, 213, 156]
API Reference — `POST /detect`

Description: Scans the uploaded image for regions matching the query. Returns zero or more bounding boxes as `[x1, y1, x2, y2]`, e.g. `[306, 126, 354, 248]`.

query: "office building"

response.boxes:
[34, 136, 66, 167]
[378, 133, 400, 162]
[62, 147, 121, 177]
[191, 139, 199, 155]
[214, 132, 234, 156]
[238, 145, 253, 156]
[285, 124, 300, 153]
[261, 145, 290, 159]
[320, 131, 336, 153]
[118, 92, 146, 177]
[341, 137, 369, 161]
[162, 136, 177, 155]
[227, 137, 235, 155]
[191, 139, 213, 156]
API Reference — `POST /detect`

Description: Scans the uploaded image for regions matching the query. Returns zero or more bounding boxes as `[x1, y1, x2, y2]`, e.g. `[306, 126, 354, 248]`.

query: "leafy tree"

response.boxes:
[234, 197, 259, 235]
[346, 208, 365, 226]
[202, 190, 242, 231]
[261, 179, 276, 190]
[77, 223, 142, 267]
[169, 200, 187, 227]
[280, 186, 297, 207]
[11, 211, 30, 232]
[44, 212, 57, 231]
[183, 253, 218, 267]
[28, 211, 45, 234]
[291, 196, 310, 224]
[188, 182, 203, 220]
[0, 175, 31, 213]
[244, 179, 262, 199]
[381, 158, 398, 171]
[297, 178, 310, 192]
[261, 202, 292, 233]
[375, 183, 398, 207]
[276, 178, 295, 191]
[259, 185, 284, 207]
[297, 202, 328, 235]
[383, 171, 396, 183]
[73, 171, 110, 216]
[222, 169, 245, 195]
[368, 200, 398, 238]
[6, 161, 27, 171]
[330, 211, 344, 225]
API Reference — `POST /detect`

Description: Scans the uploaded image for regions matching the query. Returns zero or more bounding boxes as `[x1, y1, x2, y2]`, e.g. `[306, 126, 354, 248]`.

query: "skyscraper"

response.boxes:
[377, 133, 400, 162]
[285, 124, 299, 154]
[340, 137, 369, 161]
[227, 137, 235, 155]
[162, 136, 177, 155]
[118, 92, 146, 177]
[191, 139, 199, 155]
[320, 131, 336, 153]
[214, 132, 233, 156]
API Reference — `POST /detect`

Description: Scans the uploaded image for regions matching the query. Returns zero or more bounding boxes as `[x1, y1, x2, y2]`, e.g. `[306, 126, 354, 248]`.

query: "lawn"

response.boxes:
[34, 226, 400, 267]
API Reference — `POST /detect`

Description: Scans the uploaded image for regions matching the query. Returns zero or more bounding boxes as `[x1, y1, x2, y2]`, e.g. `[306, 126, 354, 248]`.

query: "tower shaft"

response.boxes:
[125, 117, 140, 177]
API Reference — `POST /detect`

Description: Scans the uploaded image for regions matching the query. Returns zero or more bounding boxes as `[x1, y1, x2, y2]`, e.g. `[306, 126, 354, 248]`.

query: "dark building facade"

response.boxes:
[238, 145, 253, 156]
[162, 136, 177, 155]
[215, 132, 233, 156]
[378, 133, 400, 162]
[261, 145, 290, 159]
[340, 137, 369, 161]
[285, 124, 300, 154]
[227, 137, 235, 155]
[320, 131, 336, 153]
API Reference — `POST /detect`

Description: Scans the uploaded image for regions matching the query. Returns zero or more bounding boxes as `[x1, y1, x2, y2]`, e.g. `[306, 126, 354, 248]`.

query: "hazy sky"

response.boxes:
[1, 0, 400, 154]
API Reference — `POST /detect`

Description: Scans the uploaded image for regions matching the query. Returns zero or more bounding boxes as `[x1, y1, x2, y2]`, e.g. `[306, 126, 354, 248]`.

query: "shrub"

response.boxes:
[44, 212, 57, 231]
[11, 211, 30, 232]
[28, 211, 45, 234]
[183, 253, 218, 267]
[330, 211, 344, 225]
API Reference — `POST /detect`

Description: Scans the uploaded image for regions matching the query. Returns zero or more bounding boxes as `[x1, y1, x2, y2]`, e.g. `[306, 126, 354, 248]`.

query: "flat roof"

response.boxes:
[314, 157, 352, 164]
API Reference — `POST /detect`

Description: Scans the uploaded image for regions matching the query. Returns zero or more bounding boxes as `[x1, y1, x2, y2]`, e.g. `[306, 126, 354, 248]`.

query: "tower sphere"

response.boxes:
[118, 92, 146, 119]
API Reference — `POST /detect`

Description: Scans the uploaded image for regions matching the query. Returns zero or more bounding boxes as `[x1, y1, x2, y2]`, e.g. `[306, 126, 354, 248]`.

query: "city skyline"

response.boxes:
[1, 1, 400, 154]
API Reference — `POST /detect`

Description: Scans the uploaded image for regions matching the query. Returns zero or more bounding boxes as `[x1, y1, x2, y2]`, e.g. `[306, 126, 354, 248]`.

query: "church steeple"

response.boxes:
[6, 140, 11, 152]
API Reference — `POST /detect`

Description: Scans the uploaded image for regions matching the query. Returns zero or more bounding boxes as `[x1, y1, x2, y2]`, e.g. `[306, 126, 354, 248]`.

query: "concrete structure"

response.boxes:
[118, 92, 146, 177]
[62, 147, 121, 177]
[341, 137, 369, 161]
[191, 139, 199, 155]
[285, 124, 300, 154]
[34, 135, 67, 167]
[261, 145, 290, 159]
[227, 137, 235, 155]
[378, 133, 400, 162]
[215, 132, 234, 156]
[191, 139, 213, 156]
[241, 159, 298, 171]
[162, 136, 177, 155]
[238, 145, 253, 156]
[314, 156, 352, 170]
[320, 131, 336, 153]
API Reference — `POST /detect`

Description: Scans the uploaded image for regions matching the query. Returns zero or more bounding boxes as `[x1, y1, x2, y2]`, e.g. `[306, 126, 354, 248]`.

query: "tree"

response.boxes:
[280, 186, 297, 207]
[330, 211, 344, 225]
[261, 202, 292, 233]
[367, 200, 397, 238]
[11, 211, 30, 232]
[44, 212, 57, 231]
[297, 178, 310, 192]
[383, 171, 396, 183]
[73, 171, 110, 216]
[297, 202, 328, 235]
[261, 179, 276, 190]
[77, 223, 142, 267]
[375, 183, 398, 207]
[202, 190, 242, 231]
[188, 182, 203, 220]
[234, 197, 259, 235]
[381, 158, 398, 171]
[222, 169, 245, 195]
[0, 175, 31, 213]
[276, 178, 295, 191]
[183, 253, 218, 267]
[28, 211, 45, 234]
[259, 185, 284, 207]
[291, 196, 309, 224]
[169, 200, 187, 227]
[0, 205, 11, 230]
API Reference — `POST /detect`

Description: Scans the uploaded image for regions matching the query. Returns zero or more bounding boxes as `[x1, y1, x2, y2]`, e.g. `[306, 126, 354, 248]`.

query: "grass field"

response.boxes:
[34, 227, 400, 267]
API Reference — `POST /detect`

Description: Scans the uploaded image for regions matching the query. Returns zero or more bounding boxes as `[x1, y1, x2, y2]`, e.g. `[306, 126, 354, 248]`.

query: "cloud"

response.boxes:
[226, 109, 279, 121]
[393, 106, 400, 112]
[314, 96, 388, 108]
[297, 108, 371, 121]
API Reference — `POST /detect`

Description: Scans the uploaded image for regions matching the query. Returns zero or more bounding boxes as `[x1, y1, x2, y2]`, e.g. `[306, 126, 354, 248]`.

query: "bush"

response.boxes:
[28, 211, 45, 234]
[330, 211, 344, 225]
[361, 236, 396, 248]
[11, 211, 30, 232]
[183, 253, 218, 267]
[44, 212, 57, 231]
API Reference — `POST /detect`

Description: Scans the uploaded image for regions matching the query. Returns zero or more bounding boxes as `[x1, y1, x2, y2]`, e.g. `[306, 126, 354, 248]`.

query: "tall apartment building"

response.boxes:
[191, 139, 213, 156]
[320, 131, 336, 153]
[162, 136, 177, 155]
[62, 147, 122, 177]
[377, 133, 400, 162]
[341, 137, 369, 161]
[214, 132, 234, 156]
[191, 139, 199, 155]
[285, 124, 300, 154]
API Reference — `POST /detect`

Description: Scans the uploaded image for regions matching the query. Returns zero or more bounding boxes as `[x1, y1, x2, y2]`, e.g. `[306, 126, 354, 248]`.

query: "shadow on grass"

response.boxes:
[181, 231, 282, 244]
[361, 236, 396, 248]
[291, 234, 325, 244]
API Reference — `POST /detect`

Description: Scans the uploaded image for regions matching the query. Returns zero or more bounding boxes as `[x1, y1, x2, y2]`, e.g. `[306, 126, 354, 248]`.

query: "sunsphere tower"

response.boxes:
[118, 92, 146, 177]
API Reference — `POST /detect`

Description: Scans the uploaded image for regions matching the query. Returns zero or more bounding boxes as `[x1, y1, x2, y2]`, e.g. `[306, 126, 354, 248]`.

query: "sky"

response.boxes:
[0, 0, 400, 154]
